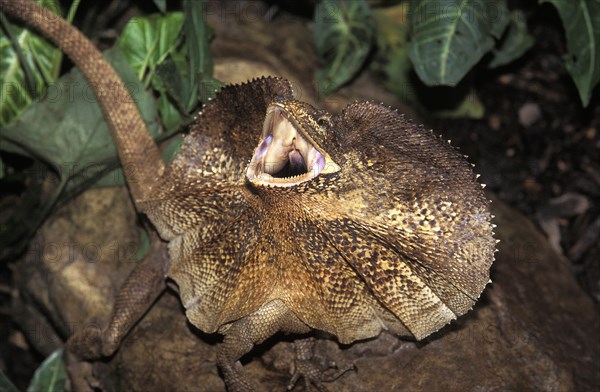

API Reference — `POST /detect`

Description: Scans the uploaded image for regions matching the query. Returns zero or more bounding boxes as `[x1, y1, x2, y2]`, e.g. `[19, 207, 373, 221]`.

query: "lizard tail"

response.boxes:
[0, 0, 164, 205]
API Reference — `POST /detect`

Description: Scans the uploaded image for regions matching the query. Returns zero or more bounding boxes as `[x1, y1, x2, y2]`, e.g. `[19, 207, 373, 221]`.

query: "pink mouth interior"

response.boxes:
[246, 107, 328, 186]
[254, 133, 326, 178]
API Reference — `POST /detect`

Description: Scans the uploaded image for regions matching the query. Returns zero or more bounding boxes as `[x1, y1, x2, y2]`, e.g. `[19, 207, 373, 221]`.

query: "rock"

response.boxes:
[518, 102, 542, 127]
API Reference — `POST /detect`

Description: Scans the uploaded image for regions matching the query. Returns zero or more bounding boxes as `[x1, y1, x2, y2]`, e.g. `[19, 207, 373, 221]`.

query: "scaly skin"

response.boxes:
[2, 1, 496, 391]
[141, 78, 496, 389]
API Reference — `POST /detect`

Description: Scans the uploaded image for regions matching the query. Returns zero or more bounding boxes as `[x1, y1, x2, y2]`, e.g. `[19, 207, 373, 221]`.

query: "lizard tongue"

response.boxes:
[288, 149, 307, 173]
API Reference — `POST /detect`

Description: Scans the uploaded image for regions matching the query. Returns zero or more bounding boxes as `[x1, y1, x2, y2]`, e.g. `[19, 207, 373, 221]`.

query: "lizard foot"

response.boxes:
[287, 338, 355, 391]
[64, 325, 105, 391]
[64, 349, 103, 392]
[221, 360, 258, 392]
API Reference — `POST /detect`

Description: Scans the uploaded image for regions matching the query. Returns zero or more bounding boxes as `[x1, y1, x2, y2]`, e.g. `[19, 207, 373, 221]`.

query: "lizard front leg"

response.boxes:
[65, 232, 169, 391]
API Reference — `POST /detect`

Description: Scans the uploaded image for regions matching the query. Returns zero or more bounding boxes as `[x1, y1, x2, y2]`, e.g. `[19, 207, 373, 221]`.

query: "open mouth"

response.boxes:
[246, 105, 339, 187]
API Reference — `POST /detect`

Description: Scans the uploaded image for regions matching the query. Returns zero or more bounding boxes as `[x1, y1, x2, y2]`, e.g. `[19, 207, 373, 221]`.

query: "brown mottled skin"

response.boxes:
[2, 1, 496, 391]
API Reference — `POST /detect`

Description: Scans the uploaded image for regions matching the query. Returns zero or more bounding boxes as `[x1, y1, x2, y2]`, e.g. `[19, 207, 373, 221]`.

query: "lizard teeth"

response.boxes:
[257, 172, 275, 181]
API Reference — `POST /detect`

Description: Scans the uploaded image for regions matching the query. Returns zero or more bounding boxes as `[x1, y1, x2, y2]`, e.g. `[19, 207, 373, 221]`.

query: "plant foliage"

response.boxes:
[0, 0, 218, 260]
[26, 349, 66, 392]
[0, 47, 160, 257]
[315, 0, 599, 110]
[408, 0, 510, 86]
[0, 0, 63, 126]
[314, 0, 375, 96]
[540, 0, 600, 106]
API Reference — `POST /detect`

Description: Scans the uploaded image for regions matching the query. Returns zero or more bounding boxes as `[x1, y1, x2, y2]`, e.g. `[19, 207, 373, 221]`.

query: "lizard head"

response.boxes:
[246, 99, 341, 187]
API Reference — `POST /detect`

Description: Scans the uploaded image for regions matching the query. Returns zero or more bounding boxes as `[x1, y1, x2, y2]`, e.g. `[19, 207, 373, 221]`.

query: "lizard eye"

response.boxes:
[316, 116, 330, 127]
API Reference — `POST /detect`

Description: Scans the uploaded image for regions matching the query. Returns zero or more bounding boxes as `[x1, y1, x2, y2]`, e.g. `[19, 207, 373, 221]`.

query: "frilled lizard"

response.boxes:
[1, 1, 496, 391]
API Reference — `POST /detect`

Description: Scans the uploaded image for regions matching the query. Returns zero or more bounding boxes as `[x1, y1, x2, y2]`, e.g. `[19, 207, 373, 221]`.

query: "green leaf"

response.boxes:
[431, 88, 484, 118]
[27, 349, 66, 392]
[408, 0, 510, 86]
[91, 166, 125, 188]
[151, 0, 222, 124]
[162, 134, 184, 163]
[380, 37, 418, 104]
[184, 0, 211, 82]
[373, 3, 415, 101]
[0, 370, 20, 392]
[92, 133, 180, 187]
[118, 11, 186, 130]
[156, 90, 183, 131]
[118, 12, 184, 86]
[1, 46, 159, 185]
[154, 56, 193, 115]
[0, 47, 160, 256]
[314, 0, 375, 96]
[489, 10, 534, 68]
[540, 0, 600, 106]
[183, 0, 221, 105]
[118, 5, 220, 129]
[0, 0, 62, 126]
[383, 49, 484, 118]
[153, 0, 167, 13]
[374, 3, 483, 119]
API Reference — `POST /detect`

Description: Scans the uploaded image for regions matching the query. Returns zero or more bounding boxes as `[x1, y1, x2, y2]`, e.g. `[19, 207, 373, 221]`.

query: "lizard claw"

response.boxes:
[287, 359, 355, 391]
[287, 345, 355, 391]
[221, 361, 258, 392]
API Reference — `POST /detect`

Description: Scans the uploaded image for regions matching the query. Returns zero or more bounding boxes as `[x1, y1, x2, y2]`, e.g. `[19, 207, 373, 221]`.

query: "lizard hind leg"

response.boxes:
[217, 300, 354, 392]
[217, 299, 314, 392]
